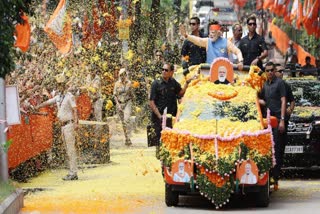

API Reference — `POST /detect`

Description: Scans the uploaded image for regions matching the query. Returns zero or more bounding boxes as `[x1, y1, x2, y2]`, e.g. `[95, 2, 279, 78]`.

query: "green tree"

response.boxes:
[0, 0, 27, 78]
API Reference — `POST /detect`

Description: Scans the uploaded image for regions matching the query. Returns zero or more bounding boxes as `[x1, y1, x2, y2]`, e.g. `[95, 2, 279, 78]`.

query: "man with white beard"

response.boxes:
[179, 20, 244, 71]
[173, 162, 190, 182]
[214, 66, 230, 84]
[240, 163, 257, 184]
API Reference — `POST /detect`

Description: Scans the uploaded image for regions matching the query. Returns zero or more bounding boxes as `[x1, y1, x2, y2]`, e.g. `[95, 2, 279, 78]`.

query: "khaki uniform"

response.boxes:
[47, 92, 78, 176]
[113, 78, 133, 141]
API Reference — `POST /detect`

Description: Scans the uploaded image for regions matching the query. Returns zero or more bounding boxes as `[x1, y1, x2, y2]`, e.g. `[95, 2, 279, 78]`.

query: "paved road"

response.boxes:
[18, 126, 320, 213]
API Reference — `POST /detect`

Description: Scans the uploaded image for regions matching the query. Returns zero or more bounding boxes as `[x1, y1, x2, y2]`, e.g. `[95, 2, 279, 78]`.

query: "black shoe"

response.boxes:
[125, 139, 132, 146]
[62, 174, 78, 181]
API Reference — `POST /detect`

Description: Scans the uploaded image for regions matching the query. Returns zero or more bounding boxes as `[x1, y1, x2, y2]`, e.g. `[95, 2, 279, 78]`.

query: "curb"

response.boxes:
[0, 189, 24, 214]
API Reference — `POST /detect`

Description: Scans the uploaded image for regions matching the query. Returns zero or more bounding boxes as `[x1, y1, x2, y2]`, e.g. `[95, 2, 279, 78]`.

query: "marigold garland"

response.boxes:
[160, 66, 274, 208]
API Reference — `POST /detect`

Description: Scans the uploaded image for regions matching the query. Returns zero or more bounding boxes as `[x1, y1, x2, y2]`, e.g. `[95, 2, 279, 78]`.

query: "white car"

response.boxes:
[197, 6, 212, 30]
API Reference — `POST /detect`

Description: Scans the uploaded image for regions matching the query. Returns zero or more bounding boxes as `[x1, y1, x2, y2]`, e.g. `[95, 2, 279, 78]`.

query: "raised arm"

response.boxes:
[179, 24, 208, 49]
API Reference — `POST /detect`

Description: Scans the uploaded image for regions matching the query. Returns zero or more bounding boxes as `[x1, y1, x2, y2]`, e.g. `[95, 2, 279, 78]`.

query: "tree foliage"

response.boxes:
[0, 0, 27, 78]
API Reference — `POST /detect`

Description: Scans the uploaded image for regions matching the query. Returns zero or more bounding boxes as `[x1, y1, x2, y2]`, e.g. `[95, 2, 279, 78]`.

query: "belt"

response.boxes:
[60, 120, 74, 126]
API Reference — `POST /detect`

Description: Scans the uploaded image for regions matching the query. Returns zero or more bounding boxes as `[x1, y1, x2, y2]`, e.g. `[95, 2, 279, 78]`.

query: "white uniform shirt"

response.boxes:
[46, 92, 77, 122]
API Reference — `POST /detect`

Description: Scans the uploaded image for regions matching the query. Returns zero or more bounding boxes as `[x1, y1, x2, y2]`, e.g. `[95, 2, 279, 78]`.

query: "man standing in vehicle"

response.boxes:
[284, 40, 298, 77]
[179, 21, 243, 71]
[229, 23, 243, 64]
[181, 17, 206, 67]
[259, 61, 287, 190]
[238, 15, 268, 70]
[149, 62, 190, 158]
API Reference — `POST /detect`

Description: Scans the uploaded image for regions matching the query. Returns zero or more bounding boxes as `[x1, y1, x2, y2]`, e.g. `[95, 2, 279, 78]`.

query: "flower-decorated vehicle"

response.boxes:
[159, 58, 275, 209]
[283, 75, 320, 169]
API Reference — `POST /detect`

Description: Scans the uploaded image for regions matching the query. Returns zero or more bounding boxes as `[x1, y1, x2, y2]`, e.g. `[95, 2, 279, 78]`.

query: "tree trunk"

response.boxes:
[147, 0, 160, 58]
[173, 0, 181, 36]
[130, 0, 141, 53]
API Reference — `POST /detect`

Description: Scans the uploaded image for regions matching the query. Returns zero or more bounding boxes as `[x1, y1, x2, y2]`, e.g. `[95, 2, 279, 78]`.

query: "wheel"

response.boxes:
[165, 184, 179, 207]
[256, 175, 270, 207]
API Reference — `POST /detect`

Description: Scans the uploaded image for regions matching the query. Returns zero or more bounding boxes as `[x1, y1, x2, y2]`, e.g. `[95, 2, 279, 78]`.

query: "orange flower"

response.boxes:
[132, 81, 140, 88]
[199, 166, 226, 187]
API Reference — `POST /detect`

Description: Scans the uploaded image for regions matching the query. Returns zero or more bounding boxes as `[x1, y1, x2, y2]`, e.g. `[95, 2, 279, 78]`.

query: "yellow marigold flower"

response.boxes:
[105, 100, 114, 110]
[135, 106, 141, 113]
[88, 87, 96, 93]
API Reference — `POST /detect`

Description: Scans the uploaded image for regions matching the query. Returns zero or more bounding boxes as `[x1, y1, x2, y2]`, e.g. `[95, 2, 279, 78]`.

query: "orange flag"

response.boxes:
[263, 0, 274, 10]
[44, 0, 72, 54]
[303, 0, 319, 36]
[283, 0, 293, 23]
[14, 13, 31, 52]
[256, 0, 263, 10]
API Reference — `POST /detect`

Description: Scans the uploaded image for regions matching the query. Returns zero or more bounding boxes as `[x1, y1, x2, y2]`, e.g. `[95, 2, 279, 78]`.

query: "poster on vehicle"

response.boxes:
[236, 160, 258, 185]
[171, 160, 192, 183]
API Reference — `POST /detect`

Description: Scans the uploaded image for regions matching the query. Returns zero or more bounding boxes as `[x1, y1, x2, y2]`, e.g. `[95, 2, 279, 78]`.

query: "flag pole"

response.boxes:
[0, 77, 9, 182]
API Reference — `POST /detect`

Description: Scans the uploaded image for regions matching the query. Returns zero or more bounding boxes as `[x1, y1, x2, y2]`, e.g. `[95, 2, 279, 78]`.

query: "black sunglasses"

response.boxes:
[189, 22, 197, 26]
[248, 22, 257, 26]
[265, 68, 274, 72]
[162, 68, 169, 72]
[156, 54, 162, 57]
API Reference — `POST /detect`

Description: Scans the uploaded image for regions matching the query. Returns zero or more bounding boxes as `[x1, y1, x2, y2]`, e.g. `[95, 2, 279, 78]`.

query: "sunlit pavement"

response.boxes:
[15, 124, 320, 213]
[18, 126, 166, 214]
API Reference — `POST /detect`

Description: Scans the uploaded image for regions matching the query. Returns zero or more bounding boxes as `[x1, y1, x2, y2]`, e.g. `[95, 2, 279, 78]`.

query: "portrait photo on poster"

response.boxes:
[210, 57, 234, 84]
[172, 160, 192, 183]
[237, 160, 258, 185]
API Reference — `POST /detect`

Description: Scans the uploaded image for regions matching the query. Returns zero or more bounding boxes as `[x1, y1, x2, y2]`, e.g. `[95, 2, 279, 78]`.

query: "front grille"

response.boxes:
[288, 122, 311, 133]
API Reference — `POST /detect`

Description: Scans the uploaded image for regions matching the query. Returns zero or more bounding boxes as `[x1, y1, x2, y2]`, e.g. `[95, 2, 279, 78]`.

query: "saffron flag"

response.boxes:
[273, 0, 288, 16]
[234, 0, 248, 8]
[44, 0, 72, 54]
[284, 0, 293, 23]
[256, 0, 263, 10]
[263, 0, 274, 10]
[303, 0, 320, 37]
[14, 13, 31, 52]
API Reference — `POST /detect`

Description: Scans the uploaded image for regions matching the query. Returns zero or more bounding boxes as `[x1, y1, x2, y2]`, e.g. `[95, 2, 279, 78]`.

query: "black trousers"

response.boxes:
[148, 114, 173, 147]
[272, 121, 288, 181]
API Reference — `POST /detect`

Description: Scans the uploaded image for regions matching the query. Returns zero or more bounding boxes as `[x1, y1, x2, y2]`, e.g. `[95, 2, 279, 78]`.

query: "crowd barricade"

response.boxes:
[7, 93, 92, 169]
[7, 107, 54, 169]
[270, 23, 316, 65]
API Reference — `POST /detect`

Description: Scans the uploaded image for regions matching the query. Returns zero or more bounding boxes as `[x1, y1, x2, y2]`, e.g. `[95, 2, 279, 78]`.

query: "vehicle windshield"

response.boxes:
[179, 100, 259, 122]
[286, 79, 320, 107]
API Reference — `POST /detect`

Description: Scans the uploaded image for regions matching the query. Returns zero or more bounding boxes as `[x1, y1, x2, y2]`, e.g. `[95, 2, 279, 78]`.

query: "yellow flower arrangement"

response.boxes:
[160, 66, 274, 208]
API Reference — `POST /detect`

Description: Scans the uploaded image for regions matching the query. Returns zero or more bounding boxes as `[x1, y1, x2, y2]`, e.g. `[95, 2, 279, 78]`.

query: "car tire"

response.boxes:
[256, 175, 270, 207]
[165, 184, 179, 207]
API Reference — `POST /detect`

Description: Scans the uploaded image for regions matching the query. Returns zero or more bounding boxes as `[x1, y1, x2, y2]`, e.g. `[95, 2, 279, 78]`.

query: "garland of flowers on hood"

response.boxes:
[159, 72, 275, 208]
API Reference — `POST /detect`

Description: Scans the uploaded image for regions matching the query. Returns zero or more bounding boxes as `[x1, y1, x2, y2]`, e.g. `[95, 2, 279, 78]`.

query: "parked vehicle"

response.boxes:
[194, 0, 214, 12]
[203, 7, 238, 37]
[158, 60, 275, 209]
[283, 75, 320, 169]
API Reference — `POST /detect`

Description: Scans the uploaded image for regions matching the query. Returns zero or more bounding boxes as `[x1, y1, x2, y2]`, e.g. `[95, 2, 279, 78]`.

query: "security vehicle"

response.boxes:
[284, 74, 320, 169]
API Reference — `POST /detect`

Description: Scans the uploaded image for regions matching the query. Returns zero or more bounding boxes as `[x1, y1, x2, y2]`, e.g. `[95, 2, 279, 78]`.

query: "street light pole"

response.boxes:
[0, 77, 9, 182]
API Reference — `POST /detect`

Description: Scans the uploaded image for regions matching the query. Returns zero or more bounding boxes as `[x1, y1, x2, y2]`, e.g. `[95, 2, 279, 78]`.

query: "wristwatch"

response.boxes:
[280, 116, 285, 120]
